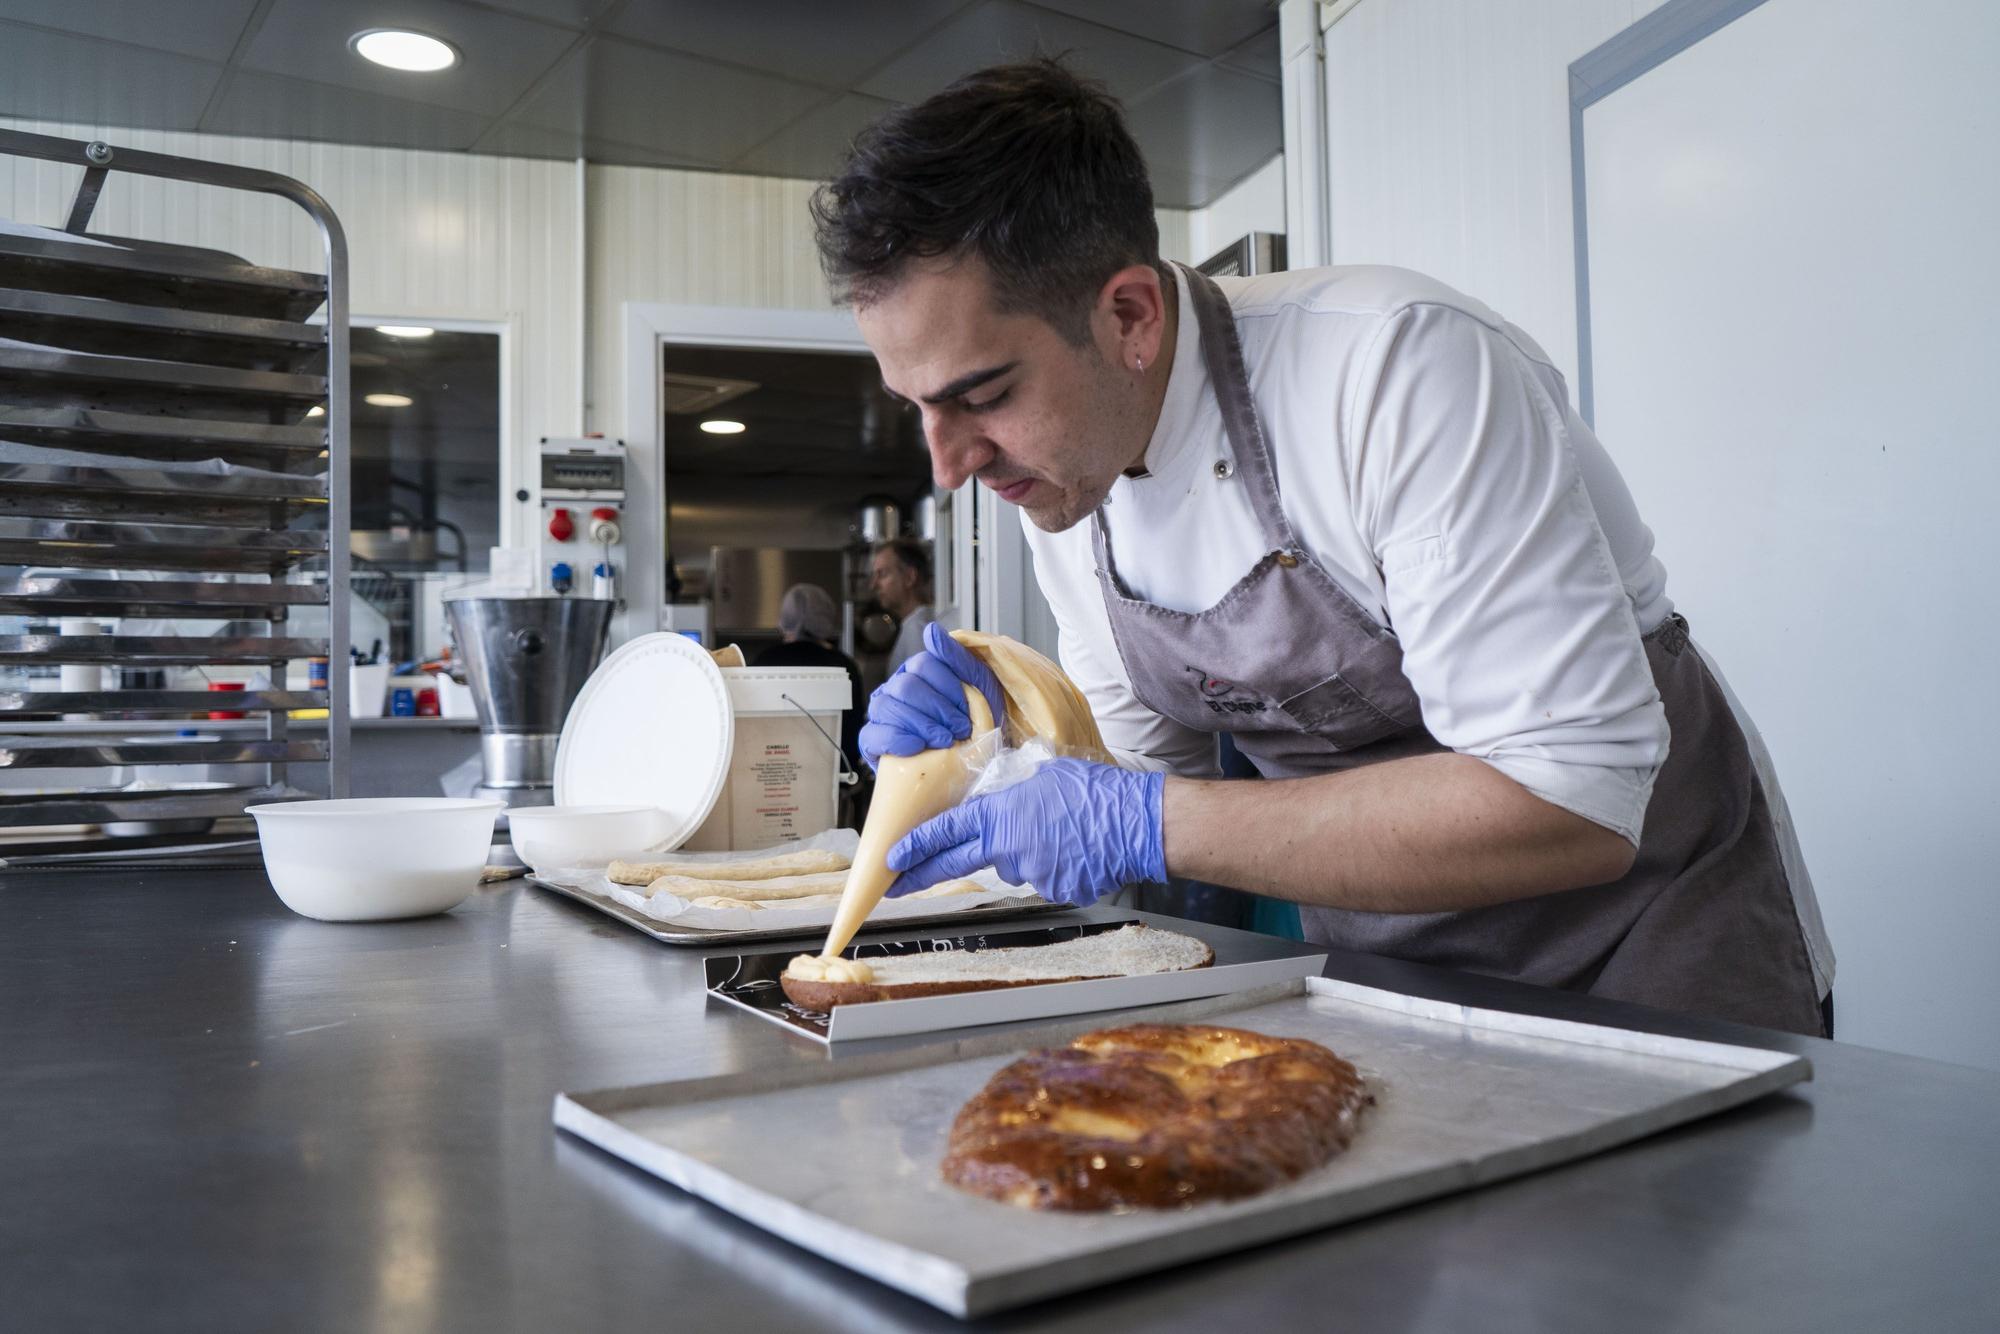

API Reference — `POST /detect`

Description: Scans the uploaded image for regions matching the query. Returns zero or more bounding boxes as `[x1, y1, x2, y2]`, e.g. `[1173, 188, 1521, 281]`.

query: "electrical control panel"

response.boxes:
[538, 437, 626, 606]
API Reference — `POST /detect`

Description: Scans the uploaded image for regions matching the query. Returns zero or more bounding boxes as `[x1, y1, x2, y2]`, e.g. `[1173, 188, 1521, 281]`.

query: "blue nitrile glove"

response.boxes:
[858, 622, 1006, 771]
[885, 757, 1166, 906]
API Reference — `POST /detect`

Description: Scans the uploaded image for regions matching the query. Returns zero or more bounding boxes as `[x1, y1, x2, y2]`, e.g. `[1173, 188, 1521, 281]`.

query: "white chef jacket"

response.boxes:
[1024, 263, 1674, 843]
[1022, 263, 1833, 995]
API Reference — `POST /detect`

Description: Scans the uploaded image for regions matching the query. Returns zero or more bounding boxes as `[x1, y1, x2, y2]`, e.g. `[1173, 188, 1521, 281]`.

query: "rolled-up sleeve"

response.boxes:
[1355, 303, 1668, 843]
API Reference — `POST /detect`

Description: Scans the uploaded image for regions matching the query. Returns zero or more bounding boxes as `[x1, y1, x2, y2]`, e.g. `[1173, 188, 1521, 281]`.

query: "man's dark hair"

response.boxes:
[811, 59, 1165, 344]
[873, 538, 933, 597]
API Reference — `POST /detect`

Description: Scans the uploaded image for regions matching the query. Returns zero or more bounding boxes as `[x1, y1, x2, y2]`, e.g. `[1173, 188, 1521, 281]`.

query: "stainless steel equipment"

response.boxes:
[854, 498, 902, 544]
[444, 597, 612, 804]
[0, 128, 352, 865]
[707, 547, 845, 640]
[1197, 230, 1287, 278]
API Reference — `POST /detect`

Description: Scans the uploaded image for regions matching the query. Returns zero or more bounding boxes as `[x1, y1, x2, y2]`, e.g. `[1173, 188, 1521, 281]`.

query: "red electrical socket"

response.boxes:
[547, 507, 574, 541]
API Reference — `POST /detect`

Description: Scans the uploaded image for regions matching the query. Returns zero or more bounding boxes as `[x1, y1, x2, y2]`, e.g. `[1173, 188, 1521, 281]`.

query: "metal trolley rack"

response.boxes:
[0, 128, 350, 864]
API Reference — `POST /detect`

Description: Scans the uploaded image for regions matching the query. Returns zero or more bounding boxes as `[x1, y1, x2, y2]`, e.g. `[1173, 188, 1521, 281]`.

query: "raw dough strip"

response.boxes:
[643, 870, 849, 901]
[607, 846, 850, 885]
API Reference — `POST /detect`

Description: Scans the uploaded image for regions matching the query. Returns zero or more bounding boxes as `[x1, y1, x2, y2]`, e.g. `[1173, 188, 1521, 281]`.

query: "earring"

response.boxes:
[1134, 354, 1145, 372]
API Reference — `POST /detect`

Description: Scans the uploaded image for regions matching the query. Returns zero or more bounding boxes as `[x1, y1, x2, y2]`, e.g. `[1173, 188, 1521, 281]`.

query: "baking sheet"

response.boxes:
[535, 827, 1068, 945]
[556, 976, 1811, 1318]
[706, 919, 1329, 1042]
[531, 876, 1070, 947]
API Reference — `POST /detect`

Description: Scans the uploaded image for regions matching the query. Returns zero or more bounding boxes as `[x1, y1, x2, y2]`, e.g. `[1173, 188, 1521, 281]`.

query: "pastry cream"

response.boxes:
[784, 955, 876, 985]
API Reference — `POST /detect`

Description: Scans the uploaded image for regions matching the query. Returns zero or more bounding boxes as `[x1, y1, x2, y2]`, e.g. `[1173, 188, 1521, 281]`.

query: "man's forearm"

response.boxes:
[1160, 752, 1638, 913]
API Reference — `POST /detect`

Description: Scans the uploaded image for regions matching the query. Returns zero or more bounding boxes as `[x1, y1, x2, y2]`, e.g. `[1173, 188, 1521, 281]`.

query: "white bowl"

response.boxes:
[503, 804, 672, 874]
[247, 798, 502, 922]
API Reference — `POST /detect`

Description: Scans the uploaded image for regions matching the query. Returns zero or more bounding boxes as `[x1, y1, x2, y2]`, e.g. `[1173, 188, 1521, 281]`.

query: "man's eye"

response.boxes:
[963, 389, 1010, 413]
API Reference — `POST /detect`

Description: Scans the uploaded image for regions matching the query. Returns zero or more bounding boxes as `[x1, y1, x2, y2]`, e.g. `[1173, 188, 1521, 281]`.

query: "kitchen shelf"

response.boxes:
[0, 127, 352, 861]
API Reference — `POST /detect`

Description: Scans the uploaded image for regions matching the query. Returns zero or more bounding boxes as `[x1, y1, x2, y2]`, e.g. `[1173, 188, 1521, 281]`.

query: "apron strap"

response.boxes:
[1177, 262, 1301, 555]
[1091, 263, 1300, 591]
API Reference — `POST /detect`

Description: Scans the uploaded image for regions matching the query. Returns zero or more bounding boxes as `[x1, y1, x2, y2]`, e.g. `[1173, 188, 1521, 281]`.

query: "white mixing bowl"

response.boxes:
[503, 804, 672, 874]
[247, 798, 502, 922]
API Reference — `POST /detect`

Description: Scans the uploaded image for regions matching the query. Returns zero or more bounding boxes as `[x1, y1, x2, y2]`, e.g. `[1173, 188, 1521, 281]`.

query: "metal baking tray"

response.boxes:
[531, 874, 1073, 947]
[0, 406, 327, 464]
[0, 688, 324, 718]
[0, 516, 328, 573]
[706, 919, 1329, 1043]
[0, 735, 325, 770]
[0, 226, 326, 322]
[0, 286, 326, 371]
[0, 574, 325, 621]
[556, 975, 1811, 1319]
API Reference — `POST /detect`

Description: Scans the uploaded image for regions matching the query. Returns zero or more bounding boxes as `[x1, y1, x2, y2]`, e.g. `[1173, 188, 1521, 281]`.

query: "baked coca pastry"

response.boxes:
[942, 1022, 1370, 1211]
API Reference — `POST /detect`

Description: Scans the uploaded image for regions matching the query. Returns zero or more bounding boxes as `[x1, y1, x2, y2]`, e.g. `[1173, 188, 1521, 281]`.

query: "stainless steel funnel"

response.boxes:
[445, 597, 612, 794]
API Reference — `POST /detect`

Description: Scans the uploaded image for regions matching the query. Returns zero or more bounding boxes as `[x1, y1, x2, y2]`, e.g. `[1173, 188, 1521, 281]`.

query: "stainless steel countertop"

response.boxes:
[3, 868, 1996, 1333]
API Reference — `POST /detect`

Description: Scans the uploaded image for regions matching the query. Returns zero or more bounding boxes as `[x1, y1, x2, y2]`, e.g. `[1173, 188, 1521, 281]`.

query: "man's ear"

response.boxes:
[1095, 263, 1169, 368]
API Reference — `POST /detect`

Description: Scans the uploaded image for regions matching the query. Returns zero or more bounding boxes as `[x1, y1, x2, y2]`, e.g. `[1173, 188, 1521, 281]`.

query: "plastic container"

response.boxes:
[389, 686, 416, 717]
[207, 680, 246, 719]
[415, 687, 440, 717]
[246, 797, 502, 921]
[679, 667, 852, 853]
[504, 805, 673, 874]
[349, 662, 389, 718]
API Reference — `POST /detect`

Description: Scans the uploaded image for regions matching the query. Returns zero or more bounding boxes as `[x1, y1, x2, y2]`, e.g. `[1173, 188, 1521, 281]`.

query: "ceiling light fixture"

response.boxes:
[365, 393, 414, 408]
[350, 29, 460, 73]
[374, 324, 434, 338]
[699, 419, 746, 435]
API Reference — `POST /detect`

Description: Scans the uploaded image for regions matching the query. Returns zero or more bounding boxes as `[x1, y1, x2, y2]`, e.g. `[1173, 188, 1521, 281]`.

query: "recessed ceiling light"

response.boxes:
[699, 419, 746, 435]
[365, 393, 414, 408]
[305, 404, 325, 418]
[374, 324, 434, 338]
[350, 29, 459, 73]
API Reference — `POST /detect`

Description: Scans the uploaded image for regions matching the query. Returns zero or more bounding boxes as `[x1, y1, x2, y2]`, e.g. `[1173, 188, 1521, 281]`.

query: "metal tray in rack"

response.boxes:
[0, 735, 326, 770]
[0, 406, 327, 464]
[0, 781, 276, 828]
[531, 874, 1072, 947]
[0, 286, 325, 371]
[0, 574, 324, 621]
[0, 688, 325, 718]
[0, 226, 327, 322]
[0, 516, 328, 572]
[0, 462, 326, 528]
[556, 975, 1813, 1319]
[0, 633, 328, 666]
[0, 338, 326, 419]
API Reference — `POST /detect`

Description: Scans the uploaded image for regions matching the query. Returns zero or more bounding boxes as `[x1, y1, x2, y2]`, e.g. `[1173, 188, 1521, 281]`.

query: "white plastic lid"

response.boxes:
[553, 632, 733, 852]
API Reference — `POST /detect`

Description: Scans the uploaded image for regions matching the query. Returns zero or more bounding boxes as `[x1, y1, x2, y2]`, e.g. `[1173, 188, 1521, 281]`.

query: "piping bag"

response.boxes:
[819, 684, 996, 959]
[816, 631, 1113, 960]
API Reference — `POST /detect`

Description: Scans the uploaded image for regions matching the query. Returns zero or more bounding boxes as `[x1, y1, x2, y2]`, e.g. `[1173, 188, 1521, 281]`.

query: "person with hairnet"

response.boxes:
[752, 583, 867, 778]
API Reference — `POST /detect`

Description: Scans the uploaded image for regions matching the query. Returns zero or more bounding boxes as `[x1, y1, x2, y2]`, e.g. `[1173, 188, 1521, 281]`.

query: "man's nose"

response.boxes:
[923, 410, 991, 491]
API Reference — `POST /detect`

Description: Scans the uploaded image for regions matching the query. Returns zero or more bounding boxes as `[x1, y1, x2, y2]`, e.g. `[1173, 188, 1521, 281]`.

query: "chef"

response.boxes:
[814, 60, 1833, 1037]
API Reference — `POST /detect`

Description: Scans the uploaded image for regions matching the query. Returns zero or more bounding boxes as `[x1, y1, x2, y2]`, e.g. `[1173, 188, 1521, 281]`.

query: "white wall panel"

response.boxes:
[0, 116, 583, 547]
[1186, 156, 1285, 267]
[1318, 0, 1664, 384]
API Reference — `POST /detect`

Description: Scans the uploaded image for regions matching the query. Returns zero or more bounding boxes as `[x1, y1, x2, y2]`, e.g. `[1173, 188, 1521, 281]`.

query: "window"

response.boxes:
[348, 324, 501, 575]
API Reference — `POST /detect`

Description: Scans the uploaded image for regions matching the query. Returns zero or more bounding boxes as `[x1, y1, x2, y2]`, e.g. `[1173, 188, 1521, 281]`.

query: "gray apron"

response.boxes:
[1090, 265, 1826, 1037]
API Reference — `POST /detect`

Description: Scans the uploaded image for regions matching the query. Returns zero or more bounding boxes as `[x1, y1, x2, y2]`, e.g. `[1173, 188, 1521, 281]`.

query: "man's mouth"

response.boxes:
[985, 476, 1037, 504]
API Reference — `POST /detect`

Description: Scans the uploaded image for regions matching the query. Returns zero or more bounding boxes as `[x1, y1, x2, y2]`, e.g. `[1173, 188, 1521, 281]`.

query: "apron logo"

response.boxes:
[1185, 667, 1267, 714]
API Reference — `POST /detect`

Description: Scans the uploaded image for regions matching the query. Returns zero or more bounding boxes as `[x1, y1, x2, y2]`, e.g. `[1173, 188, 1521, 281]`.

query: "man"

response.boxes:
[814, 62, 1832, 1036]
[750, 583, 866, 776]
[870, 538, 935, 672]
